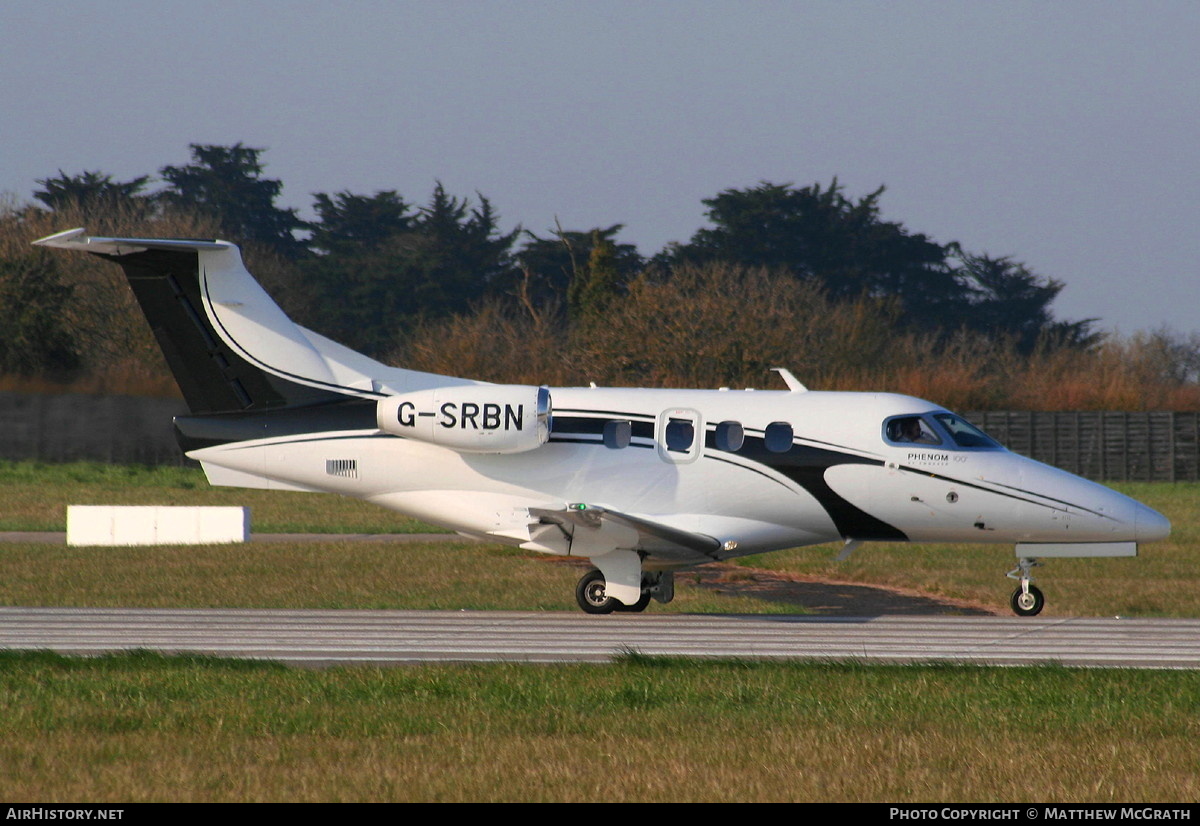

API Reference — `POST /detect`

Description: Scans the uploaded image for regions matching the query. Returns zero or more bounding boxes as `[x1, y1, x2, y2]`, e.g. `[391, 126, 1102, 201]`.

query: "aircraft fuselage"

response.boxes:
[190, 387, 1169, 563]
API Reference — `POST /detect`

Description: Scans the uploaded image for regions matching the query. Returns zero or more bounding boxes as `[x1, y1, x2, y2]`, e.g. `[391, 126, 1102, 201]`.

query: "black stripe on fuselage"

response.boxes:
[897, 465, 1116, 521]
[552, 413, 907, 541]
[554, 408, 656, 422]
[720, 432, 906, 541]
[175, 399, 379, 452]
[550, 415, 656, 441]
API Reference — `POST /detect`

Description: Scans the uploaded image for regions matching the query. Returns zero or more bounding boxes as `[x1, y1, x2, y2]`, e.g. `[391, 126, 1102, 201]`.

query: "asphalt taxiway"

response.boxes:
[3, 607, 1198, 669]
[4, 531, 1195, 669]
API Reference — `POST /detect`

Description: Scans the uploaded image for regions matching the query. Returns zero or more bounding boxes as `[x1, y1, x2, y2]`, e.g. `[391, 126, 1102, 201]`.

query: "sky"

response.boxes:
[3, 1, 1197, 337]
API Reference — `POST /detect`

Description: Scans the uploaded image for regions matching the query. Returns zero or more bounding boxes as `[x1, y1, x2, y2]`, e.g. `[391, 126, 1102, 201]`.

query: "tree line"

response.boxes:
[2, 143, 1197, 410]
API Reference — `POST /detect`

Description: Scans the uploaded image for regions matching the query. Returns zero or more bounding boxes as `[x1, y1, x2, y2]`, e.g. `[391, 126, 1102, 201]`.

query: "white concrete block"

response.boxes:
[66, 506, 250, 546]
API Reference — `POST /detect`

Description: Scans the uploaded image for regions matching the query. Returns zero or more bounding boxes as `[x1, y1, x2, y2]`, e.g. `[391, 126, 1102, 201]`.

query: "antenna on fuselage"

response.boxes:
[770, 367, 808, 392]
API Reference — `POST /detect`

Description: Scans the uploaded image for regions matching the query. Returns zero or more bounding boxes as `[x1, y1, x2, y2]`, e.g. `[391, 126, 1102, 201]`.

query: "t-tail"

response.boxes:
[33, 228, 478, 450]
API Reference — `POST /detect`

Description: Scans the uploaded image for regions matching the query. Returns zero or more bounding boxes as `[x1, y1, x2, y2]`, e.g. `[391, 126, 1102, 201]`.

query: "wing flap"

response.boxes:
[529, 504, 721, 563]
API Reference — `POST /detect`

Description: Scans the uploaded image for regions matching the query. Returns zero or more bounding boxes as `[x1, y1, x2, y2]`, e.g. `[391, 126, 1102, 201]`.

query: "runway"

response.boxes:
[3, 607, 1200, 669]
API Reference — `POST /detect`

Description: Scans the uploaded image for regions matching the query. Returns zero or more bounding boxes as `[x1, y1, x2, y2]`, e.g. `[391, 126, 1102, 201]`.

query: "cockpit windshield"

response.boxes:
[884, 412, 1002, 450]
[933, 413, 1001, 448]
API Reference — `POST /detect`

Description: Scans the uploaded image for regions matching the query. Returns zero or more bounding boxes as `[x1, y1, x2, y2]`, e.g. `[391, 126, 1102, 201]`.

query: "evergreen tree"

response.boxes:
[663, 180, 959, 312]
[33, 170, 152, 213]
[299, 183, 520, 355]
[567, 229, 624, 320]
[518, 224, 640, 306]
[959, 253, 1098, 351]
[0, 254, 81, 375]
[308, 190, 413, 256]
[661, 179, 1092, 343]
[159, 143, 305, 257]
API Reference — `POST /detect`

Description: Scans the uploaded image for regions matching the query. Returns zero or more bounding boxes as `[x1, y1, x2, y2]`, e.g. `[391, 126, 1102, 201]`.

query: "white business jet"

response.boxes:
[35, 229, 1171, 616]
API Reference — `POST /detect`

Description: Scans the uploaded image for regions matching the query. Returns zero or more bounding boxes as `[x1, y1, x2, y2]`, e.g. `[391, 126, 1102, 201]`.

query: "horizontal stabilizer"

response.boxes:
[33, 227, 230, 255]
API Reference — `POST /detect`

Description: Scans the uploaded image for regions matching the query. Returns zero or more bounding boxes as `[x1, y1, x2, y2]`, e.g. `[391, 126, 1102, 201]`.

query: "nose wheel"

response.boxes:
[1006, 557, 1045, 616]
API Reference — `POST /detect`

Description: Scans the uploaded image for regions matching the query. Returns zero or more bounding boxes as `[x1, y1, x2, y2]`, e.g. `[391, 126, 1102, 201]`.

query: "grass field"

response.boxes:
[1, 461, 1197, 802]
[3, 651, 1200, 803]
[0, 461, 439, 534]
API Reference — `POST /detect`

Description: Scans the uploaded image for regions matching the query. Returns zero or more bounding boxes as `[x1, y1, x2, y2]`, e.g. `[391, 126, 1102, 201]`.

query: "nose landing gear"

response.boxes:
[1006, 557, 1045, 616]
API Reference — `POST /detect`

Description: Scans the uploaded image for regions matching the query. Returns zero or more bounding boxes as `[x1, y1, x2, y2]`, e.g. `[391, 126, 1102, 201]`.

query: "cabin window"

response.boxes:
[603, 420, 632, 449]
[764, 422, 793, 453]
[665, 418, 695, 452]
[656, 408, 703, 464]
[714, 420, 744, 452]
[884, 416, 942, 445]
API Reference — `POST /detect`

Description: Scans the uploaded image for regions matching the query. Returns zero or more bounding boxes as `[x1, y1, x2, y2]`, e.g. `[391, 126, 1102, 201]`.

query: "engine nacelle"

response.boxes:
[376, 385, 552, 454]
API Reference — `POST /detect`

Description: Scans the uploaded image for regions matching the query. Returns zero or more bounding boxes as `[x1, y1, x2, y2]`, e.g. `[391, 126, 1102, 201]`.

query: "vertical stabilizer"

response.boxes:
[34, 229, 480, 416]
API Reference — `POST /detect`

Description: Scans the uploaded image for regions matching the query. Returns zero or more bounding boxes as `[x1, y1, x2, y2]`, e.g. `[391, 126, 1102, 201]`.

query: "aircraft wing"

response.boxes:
[528, 504, 722, 563]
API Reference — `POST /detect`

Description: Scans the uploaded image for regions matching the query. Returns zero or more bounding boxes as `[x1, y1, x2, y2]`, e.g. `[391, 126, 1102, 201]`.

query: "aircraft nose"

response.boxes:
[1135, 502, 1171, 542]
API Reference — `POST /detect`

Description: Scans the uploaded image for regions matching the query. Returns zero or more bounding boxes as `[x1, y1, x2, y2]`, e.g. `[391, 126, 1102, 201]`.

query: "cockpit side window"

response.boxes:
[884, 415, 942, 446]
[933, 413, 1001, 449]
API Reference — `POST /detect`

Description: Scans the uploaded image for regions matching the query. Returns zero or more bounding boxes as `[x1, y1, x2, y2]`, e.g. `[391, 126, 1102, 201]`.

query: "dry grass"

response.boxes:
[0, 540, 794, 615]
[392, 263, 1200, 411]
[2, 653, 1198, 802]
[0, 461, 434, 533]
[0, 365, 181, 398]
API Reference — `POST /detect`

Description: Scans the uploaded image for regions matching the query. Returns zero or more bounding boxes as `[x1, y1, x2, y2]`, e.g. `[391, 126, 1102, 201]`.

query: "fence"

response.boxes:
[967, 411, 1200, 483]
[0, 393, 1196, 481]
[0, 392, 186, 465]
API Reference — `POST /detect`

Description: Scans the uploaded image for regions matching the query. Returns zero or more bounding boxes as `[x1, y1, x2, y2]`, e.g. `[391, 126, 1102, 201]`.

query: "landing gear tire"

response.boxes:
[615, 589, 652, 613]
[1011, 584, 1045, 617]
[576, 569, 618, 614]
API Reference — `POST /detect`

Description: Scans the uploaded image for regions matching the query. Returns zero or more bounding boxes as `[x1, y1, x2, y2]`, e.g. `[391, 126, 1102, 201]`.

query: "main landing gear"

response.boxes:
[1006, 557, 1045, 617]
[575, 569, 673, 614]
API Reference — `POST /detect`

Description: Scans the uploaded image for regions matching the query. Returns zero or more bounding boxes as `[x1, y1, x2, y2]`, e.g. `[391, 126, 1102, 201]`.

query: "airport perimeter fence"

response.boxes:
[0, 392, 187, 466]
[965, 410, 1200, 483]
[0, 393, 1197, 482]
